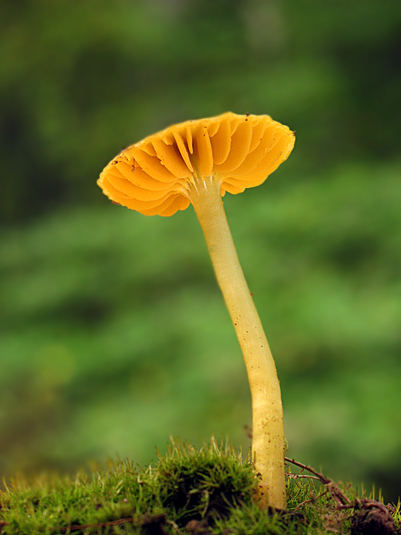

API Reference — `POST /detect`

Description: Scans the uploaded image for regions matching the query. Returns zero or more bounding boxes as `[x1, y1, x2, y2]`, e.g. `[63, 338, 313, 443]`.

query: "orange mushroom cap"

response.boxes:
[97, 112, 295, 217]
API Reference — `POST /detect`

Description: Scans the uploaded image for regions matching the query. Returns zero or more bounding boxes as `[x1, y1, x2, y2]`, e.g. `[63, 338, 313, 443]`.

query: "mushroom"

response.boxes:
[97, 112, 295, 509]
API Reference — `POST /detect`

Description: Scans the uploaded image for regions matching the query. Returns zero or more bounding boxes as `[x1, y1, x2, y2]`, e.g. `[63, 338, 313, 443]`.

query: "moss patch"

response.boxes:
[0, 439, 399, 534]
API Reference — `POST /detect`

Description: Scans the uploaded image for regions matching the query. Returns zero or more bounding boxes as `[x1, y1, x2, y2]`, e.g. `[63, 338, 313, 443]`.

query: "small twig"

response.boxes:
[285, 457, 331, 485]
[285, 457, 353, 508]
[287, 473, 321, 482]
[292, 489, 329, 513]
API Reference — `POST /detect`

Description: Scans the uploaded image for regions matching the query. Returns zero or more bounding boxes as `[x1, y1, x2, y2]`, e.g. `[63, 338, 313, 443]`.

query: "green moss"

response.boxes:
[0, 439, 399, 534]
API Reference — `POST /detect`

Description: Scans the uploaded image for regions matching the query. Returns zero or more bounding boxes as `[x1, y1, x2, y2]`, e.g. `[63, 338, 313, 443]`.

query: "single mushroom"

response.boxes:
[97, 112, 295, 509]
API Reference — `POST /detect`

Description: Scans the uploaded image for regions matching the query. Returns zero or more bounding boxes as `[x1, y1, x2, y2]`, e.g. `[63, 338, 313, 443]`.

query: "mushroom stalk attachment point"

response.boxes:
[97, 112, 295, 510]
[187, 176, 286, 509]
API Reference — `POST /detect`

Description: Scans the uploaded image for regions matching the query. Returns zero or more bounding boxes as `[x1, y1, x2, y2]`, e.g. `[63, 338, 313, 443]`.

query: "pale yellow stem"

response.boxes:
[187, 176, 286, 510]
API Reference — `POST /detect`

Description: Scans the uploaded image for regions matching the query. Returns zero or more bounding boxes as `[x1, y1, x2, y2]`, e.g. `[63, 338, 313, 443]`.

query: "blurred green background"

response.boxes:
[1, 0, 400, 502]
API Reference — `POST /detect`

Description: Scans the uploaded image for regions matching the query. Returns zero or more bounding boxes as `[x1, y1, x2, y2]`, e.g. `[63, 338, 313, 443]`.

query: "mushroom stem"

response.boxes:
[187, 176, 286, 510]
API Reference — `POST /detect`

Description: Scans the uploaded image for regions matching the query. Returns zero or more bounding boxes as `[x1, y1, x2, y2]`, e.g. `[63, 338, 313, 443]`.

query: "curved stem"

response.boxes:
[187, 177, 286, 509]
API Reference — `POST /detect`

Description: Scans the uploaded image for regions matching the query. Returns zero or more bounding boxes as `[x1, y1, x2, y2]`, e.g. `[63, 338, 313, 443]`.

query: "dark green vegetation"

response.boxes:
[0, 0, 400, 507]
[1, 441, 399, 534]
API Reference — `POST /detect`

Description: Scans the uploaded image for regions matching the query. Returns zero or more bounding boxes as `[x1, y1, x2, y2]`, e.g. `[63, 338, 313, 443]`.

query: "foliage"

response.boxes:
[1, 0, 400, 222]
[1, 440, 398, 534]
[1, 161, 400, 500]
[0, 0, 400, 506]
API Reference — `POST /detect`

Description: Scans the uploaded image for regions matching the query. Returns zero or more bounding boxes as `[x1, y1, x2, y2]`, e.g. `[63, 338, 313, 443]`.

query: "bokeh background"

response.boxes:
[1, 0, 400, 502]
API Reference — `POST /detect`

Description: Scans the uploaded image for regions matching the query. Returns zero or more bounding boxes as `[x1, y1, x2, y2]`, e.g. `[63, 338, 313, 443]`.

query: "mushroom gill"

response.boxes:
[98, 112, 294, 216]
